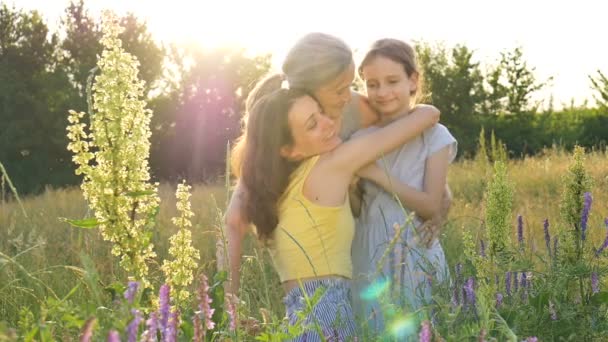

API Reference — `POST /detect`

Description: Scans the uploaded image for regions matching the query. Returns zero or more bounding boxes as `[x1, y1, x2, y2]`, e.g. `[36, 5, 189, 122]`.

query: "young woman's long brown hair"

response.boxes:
[231, 74, 309, 242]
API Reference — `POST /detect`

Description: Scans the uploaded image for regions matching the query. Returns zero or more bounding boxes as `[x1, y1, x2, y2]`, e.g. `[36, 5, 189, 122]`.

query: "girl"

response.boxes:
[351, 39, 457, 333]
[229, 71, 440, 340]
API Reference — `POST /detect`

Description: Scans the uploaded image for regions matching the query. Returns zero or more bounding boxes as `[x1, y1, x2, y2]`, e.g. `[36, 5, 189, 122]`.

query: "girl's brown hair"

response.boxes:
[359, 38, 426, 105]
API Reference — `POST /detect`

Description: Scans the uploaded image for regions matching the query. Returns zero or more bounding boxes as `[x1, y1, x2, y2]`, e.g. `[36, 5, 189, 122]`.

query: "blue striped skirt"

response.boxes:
[284, 278, 357, 341]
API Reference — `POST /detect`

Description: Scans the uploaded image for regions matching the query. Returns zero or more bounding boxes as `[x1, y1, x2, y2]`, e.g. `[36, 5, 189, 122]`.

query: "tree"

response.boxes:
[589, 69, 608, 109]
[485, 47, 549, 115]
[151, 47, 271, 182]
[0, 4, 78, 194]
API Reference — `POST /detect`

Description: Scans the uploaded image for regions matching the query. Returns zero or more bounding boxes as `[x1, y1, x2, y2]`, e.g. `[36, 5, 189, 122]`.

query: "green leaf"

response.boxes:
[60, 217, 101, 229]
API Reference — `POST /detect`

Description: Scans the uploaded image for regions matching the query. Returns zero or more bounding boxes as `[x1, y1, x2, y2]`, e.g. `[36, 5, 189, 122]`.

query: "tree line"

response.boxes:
[1, 1, 607, 195]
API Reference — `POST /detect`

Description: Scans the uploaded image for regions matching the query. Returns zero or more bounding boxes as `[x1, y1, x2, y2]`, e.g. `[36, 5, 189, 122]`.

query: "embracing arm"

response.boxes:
[358, 146, 451, 221]
[223, 179, 251, 295]
[329, 105, 440, 175]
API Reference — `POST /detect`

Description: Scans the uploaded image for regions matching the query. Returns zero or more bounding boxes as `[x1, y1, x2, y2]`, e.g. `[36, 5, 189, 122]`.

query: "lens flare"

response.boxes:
[360, 278, 390, 300]
[389, 314, 418, 339]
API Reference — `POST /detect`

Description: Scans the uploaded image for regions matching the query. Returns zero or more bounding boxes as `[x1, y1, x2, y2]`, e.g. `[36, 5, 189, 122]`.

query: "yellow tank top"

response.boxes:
[269, 155, 355, 282]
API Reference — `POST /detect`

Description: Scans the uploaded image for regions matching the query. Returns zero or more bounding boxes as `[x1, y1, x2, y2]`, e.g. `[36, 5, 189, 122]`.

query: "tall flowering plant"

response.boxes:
[162, 182, 200, 308]
[65, 11, 159, 285]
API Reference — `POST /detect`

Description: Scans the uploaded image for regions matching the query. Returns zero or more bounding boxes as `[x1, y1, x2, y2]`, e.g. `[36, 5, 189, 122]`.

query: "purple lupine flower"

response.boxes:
[581, 192, 592, 241]
[198, 274, 215, 331]
[158, 284, 170, 337]
[419, 320, 431, 342]
[226, 294, 237, 331]
[455, 263, 463, 283]
[513, 272, 519, 293]
[543, 219, 551, 257]
[517, 214, 524, 246]
[505, 272, 512, 296]
[451, 287, 460, 307]
[554, 236, 559, 258]
[126, 309, 142, 342]
[592, 272, 600, 294]
[480, 239, 486, 257]
[464, 277, 476, 306]
[80, 317, 96, 342]
[143, 311, 159, 342]
[495, 293, 503, 308]
[193, 314, 203, 342]
[107, 330, 120, 342]
[521, 272, 528, 288]
[165, 310, 179, 342]
[520, 272, 528, 301]
[124, 281, 139, 304]
[549, 300, 557, 321]
[595, 218, 608, 257]
[526, 337, 538, 342]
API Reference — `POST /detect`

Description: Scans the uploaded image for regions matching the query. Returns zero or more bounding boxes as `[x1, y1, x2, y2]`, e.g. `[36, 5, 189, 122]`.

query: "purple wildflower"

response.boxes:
[505, 272, 512, 296]
[107, 330, 120, 342]
[126, 309, 142, 342]
[124, 281, 139, 304]
[419, 320, 431, 342]
[193, 314, 203, 342]
[80, 317, 96, 342]
[480, 239, 486, 257]
[159, 284, 170, 338]
[517, 214, 524, 246]
[142, 311, 158, 342]
[226, 294, 237, 331]
[581, 192, 592, 241]
[526, 337, 538, 342]
[455, 263, 463, 283]
[592, 272, 600, 294]
[549, 300, 557, 321]
[464, 277, 476, 306]
[513, 272, 519, 293]
[520, 272, 528, 301]
[495, 293, 503, 308]
[198, 274, 215, 331]
[165, 309, 179, 342]
[521, 272, 528, 288]
[554, 236, 559, 258]
[451, 287, 460, 307]
[543, 219, 551, 257]
[595, 218, 608, 257]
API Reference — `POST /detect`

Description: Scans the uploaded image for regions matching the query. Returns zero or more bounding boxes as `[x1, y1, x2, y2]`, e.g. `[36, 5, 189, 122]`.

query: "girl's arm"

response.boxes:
[327, 104, 440, 176]
[223, 179, 252, 295]
[357, 146, 451, 221]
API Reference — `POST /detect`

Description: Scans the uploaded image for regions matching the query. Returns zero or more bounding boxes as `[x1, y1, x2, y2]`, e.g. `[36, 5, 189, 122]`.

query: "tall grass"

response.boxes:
[2, 147, 608, 337]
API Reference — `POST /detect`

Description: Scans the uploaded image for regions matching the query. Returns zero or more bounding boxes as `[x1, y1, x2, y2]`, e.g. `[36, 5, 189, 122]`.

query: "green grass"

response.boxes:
[1, 148, 608, 331]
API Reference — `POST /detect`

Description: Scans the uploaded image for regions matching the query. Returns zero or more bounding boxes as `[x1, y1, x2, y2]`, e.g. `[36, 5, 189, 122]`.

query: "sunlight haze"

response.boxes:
[14, 0, 608, 109]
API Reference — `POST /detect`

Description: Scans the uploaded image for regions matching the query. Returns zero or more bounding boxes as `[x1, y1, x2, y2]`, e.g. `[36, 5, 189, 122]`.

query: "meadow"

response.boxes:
[2, 11, 608, 342]
[2, 147, 608, 340]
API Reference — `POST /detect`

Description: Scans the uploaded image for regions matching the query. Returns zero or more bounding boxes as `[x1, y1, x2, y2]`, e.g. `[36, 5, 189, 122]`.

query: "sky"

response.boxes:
[11, 0, 608, 109]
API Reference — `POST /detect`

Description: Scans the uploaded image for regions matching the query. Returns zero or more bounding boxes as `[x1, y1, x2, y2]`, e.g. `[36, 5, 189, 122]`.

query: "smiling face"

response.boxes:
[280, 95, 342, 161]
[312, 62, 355, 119]
[361, 55, 419, 118]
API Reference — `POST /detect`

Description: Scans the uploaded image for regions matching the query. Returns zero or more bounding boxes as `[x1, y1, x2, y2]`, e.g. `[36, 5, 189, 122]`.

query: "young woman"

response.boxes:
[228, 71, 440, 340]
[351, 39, 457, 333]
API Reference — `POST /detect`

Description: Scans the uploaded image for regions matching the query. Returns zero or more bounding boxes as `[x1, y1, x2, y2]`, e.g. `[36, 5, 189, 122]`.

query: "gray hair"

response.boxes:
[282, 33, 353, 92]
